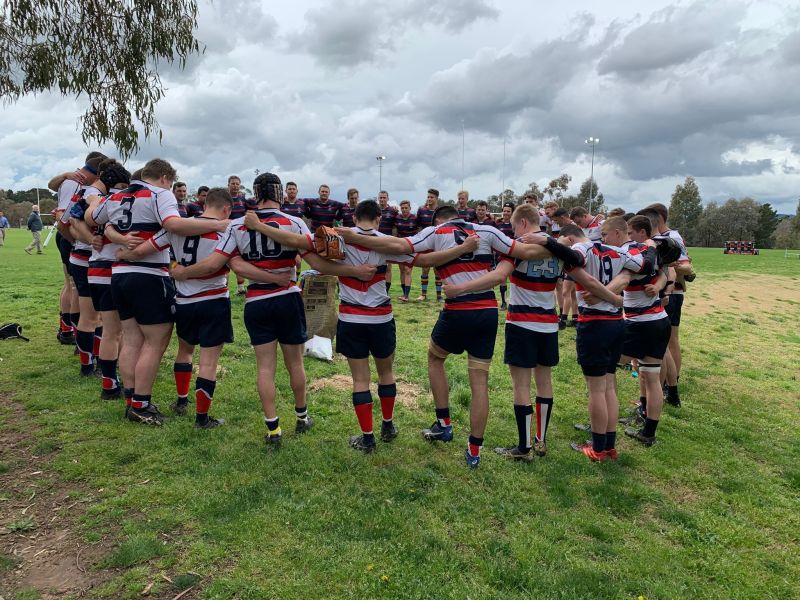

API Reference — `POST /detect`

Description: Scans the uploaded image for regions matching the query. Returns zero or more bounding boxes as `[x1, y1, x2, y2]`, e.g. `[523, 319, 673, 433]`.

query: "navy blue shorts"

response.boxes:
[90, 283, 115, 312]
[244, 293, 307, 346]
[623, 317, 671, 360]
[56, 233, 72, 266]
[576, 319, 625, 377]
[336, 319, 396, 359]
[504, 324, 559, 368]
[431, 308, 498, 360]
[176, 298, 234, 348]
[665, 293, 683, 327]
[69, 263, 91, 297]
[111, 273, 175, 325]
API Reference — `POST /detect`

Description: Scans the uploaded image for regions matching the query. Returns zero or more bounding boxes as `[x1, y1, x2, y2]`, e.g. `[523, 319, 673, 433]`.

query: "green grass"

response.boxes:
[1, 231, 799, 599]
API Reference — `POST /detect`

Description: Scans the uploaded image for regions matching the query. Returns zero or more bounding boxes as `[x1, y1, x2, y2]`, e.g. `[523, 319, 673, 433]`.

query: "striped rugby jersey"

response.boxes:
[151, 220, 230, 304]
[500, 254, 564, 333]
[91, 181, 181, 277]
[62, 185, 103, 268]
[378, 205, 399, 234]
[621, 241, 666, 323]
[475, 217, 496, 228]
[56, 177, 80, 215]
[338, 227, 415, 324]
[395, 214, 418, 237]
[457, 206, 477, 222]
[406, 219, 515, 311]
[416, 205, 437, 229]
[569, 241, 646, 322]
[229, 195, 254, 220]
[176, 202, 188, 218]
[215, 208, 311, 304]
[281, 199, 305, 219]
[584, 214, 605, 241]
[304, 198, 344, 230]
[339, 204, 357, 228]
[494, 220, 513, 237]
[186, 201, 204, 218]
[87, 187, 125, 286]
[655, 229, 690, 295]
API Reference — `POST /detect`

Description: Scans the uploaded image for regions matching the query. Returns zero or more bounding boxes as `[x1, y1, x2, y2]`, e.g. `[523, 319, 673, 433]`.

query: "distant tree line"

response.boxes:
[0, 189, 57, 226]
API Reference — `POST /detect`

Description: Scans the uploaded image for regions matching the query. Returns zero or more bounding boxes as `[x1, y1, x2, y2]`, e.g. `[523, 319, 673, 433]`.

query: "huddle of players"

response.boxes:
[48, 154, 692, 467]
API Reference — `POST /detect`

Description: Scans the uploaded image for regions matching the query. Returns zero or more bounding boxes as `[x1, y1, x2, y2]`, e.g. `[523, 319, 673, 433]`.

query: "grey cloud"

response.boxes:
[287, 0, 498, 68]
[598, 1, 746, 78]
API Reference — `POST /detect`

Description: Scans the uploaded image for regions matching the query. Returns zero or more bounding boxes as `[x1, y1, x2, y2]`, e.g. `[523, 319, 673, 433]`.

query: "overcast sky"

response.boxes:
[2, 0, 800, 213]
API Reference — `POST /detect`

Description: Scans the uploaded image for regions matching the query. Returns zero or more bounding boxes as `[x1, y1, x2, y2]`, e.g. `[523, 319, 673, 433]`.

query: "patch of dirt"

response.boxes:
[683, 274, 800, 317]
[0, 397, 115, 599]
[308, 376, 425, 409]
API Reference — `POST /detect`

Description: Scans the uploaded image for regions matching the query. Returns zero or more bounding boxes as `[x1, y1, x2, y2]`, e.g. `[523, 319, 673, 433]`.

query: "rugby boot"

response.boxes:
[380, 420, 398, 442]
[350, 435, 376, 454]
[494, 446, 534, 462]
[421, 421, 453, 442]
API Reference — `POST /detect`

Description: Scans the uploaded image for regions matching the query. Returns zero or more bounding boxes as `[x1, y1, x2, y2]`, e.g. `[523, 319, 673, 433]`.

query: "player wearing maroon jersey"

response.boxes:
[173, 182, 189, 217]
[494, 202, 514, 309]
[175, 173, 375, 447]
[378, 191, 398, 292]
[340, 188, 359, 228]
[337, 205, 562, 468]
[415, 188, 442, 301]
[395, 200, 418, 301]
[304, 184, 344, 230]
[186, 186, 209, 218]
[246, 199, 472, 453]
[474, 201, 495, 227]
[227, 175, 251, 295]
[456, 190, 477, 222]
[118, 188, 234, 428]
[281, 182, 305, 219]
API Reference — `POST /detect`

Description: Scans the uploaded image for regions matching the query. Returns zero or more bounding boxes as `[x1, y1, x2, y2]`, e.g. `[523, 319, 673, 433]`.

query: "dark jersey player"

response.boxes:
[395, 199, 418, 301]
[415, 188, 442, 301]
[304, 184, 344, 230]
[340, 188, 359, 228]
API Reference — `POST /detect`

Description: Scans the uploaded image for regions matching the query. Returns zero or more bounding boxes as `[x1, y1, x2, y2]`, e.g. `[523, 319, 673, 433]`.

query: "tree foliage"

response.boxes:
[0, 0, 201, 158]
[754, 203, 779, 249]
[669, 176, 703, 243]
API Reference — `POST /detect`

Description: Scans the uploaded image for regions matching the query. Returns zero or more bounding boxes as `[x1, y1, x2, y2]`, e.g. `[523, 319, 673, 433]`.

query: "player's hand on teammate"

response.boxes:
[214, 219, 231, 232]
[64, 171, 87, 185]
[91, 235, 104, 253]
[244, 211, 260, 230]
[122, 234, 145, 250]
[644, 284, 660, 297]
[351, 264, 378, 282]
[334, 227, 357, 242]
[171, 264, 188, 281]
[516, 232, 548, 245]
[443, 282, 462, 298]
[458, 233, 479, 254]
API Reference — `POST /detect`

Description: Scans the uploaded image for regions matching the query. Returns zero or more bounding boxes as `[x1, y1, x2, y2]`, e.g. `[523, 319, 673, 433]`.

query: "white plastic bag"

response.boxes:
[304, 335, 333, 362]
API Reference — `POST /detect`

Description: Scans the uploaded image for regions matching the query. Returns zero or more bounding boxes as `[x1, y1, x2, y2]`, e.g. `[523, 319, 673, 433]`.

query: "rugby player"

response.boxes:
[186, 186, 209, 218]
[494, 202, 514, 310]
[377, 191, 398, 292]
[281, 182, 305, 219]
[444, 204, 622, 461]
[245, 199, 475, 452]
[174, 173, 375, 446]
[173, 182, 189, 217]
[304, 184, 344, 230]
[415, 189, 442, 301]
[227, 175, 251, 295]
[340, 188, 359, 228]
[456, 190, 477, 222]
[336, 205, 568, 468]
[552, 209, 579, 328]
[557, 224, 655, 461]
[569, 207, 604, 241]
[395, 199, 418, 301]
[118, 188, 236, 428]
[90, 159, 229, 426]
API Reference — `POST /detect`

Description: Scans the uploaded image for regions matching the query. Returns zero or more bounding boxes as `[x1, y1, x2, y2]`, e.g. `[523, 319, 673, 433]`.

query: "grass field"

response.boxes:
[1, 228, 799, 600]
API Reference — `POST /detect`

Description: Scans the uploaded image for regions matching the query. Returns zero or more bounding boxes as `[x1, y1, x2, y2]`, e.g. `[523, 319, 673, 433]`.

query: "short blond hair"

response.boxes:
[544, 201, 559, 210]
[511, 203, 539, 225]
[602, 216, 628, 233]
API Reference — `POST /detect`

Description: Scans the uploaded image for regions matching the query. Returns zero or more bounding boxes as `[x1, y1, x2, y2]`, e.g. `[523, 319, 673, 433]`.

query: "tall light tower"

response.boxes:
[376, 156, 386, 198]
[501, 136, 507, 196]
[461, 119, 465, 191]
[584, 137, 599, 213]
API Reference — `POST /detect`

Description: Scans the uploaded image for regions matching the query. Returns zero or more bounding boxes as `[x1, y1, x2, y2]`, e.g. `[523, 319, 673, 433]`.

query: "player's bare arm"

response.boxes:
[103, 225, 147, 250]
[115, 238, 158, 262]
[244, 212, 313, 251]
[645, 270, 669, 297]
[68, 217, 95, 245]
[48, 171, 84, 192]
[229, 256, 294, 287]
[335, 226, 409, 254]
[570, 268, 625, 307]
[163, 216, 229, 236]
[171, 251, 229, 281]
[413, 234, 479, 267]
[304, 252, 377, 281]
[444, 259, 514, 298]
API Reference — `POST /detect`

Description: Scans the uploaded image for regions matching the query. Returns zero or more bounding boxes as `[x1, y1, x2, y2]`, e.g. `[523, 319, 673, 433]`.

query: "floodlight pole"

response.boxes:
[376, 156, 386, 198]
[585, 137, 599, 213]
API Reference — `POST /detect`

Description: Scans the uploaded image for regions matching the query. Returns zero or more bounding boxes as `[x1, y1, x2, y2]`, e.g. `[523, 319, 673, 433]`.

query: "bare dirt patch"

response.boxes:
[0, 398, 115, 599]
[683, 274, 800, 317]
[308, 375, 425, 409]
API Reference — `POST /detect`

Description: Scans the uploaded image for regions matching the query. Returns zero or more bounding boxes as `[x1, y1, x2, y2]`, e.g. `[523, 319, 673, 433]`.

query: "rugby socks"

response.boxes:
[265, 416, 281, 438]
[513, 404, 533, 452]
[467, 435, 483, 458]
[535, 396, 553, 443]
[667, 386, 680, 403]
[420, 274, 429, 295]
[59, 313, 73, 334]
[435, 407, 451, 428]
[93, 326, 103, 357]
[435, 277, 442, 300]
[195, 377, 215, 426]
[385, 282, 391, 293]
[173, 362, 192, 405]
[69, 312, 80, 331]
[123, 387, 134, 409]
[352, 391, 374, 442]
[378, 383, 396, 423]
[401, 284, 411, 298]
[75, 330, 94, 374]
[131, 393, 151, 410]
[295, 404, 309, 423]
[639, 395, 647, 418]
[499, 284, 507, 305]
[591, 432, 606, 453]
[643, 418, 659, 438]
[605, 430, 617, 451]
[98, 359, 119, 391]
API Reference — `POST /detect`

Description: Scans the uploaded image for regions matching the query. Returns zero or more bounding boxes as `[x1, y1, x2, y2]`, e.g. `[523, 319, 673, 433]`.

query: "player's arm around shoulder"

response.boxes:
[243, 211, 313, 251]
[335, 226, 409, 254]
[444, 259, 514, 298]
[414, 232, 479, 267]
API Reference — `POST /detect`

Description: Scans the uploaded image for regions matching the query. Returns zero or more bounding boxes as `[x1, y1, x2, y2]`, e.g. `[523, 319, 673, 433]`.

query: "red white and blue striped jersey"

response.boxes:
[584, 214, 605, 241]
[215, 209, 311, 304]
[406, 219, 515, 311]
[656, 229, 690, 295]
[620, 241, 667, 323]
[304, 198, 344, 230]
[91, 181, 181, 277]
[281, 199, 305, 219]
[416, 206, 436, 229]
[151, 221, 230, 304]
[339, 204, 357, 228]
[378, 205, 398, 235]
[457, 206, 477, 222]
[501, 254, 564, 333]
[570, 241, 645, 322]
[395, 214, 418, 237]
[338, 227, 415, 324]
[185, 201, 204, 218]
[229, 195, 254, 220]
[88, 187, 126, 286]
[62, 185, 102, 267]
